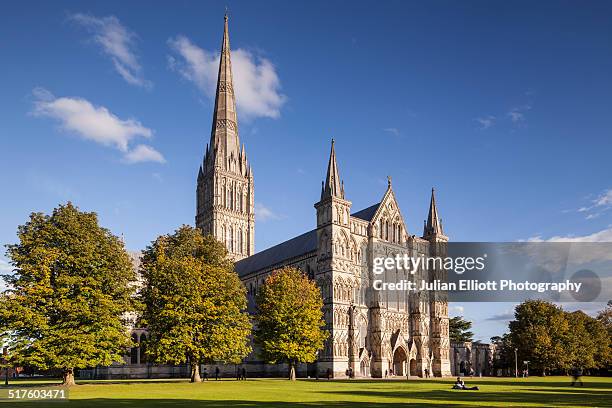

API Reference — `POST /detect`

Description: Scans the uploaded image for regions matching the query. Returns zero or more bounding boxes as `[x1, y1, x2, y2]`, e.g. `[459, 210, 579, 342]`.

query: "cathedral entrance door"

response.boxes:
[409, 358, 418, 377]
[392, 347, 407, 377]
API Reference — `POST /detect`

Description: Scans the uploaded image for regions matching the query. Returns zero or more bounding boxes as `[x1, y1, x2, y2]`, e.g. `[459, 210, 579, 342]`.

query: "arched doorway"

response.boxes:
[393, 347, 407, 376]
[360, 357, 370, 377]
[409, 358, 418, 376]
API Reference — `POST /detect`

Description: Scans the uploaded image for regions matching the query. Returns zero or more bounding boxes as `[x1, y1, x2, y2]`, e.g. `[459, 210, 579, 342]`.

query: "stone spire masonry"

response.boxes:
[196, 14, 254, 260]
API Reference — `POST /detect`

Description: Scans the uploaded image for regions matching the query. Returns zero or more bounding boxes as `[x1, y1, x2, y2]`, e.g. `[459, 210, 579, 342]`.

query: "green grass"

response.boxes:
[1, 376, 610, 407]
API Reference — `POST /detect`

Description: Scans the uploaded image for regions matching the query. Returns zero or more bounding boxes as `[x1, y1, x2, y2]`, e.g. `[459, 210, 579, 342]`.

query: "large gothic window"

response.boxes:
[238, 228, 243, 253]
[238, 187, 242, 212]
[229, 226, 234, 252]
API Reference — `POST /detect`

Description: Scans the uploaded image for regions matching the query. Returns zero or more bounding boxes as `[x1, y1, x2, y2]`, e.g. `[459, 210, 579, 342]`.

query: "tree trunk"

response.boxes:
[62, 368, 76, 386]
[289, 362, 296, 381]
[190, 363, 201, 383]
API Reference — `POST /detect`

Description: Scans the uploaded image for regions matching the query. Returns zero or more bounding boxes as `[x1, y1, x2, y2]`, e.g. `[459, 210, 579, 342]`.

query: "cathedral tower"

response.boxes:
[423, 188, 452, 376]
[314, 139, 353, 376]
[196, 15, 254, 260]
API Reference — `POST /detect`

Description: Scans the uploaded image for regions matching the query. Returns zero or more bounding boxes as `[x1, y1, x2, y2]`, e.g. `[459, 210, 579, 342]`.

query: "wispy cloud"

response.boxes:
[475, 115, 496, 130]
[507, 104, 532, 124]
[255, 202, 282, 222]
[32, 87, 164, 164]
[123, 144, 166, 164]
[167, 36, 286, 119]
[486, 311, 515, 322]
[70, 13, 151, 89]
[577, 189, 612, 219]
[382, 127, 400, 136]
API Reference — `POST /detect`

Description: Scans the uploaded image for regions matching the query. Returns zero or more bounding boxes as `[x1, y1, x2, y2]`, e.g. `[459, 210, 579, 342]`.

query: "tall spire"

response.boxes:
[424, 187, 443, 236]
[321, 139, 344, 199]
[208, 13, 240, 164]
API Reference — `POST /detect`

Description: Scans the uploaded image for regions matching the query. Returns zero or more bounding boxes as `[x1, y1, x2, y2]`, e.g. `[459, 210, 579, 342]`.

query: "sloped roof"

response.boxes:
[351, 203, 380, 221]
[235, 229, 317, 277]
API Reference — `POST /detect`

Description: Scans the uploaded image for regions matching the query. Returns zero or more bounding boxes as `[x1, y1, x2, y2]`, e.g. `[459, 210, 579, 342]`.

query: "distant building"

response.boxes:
[450, 341, 497, 377]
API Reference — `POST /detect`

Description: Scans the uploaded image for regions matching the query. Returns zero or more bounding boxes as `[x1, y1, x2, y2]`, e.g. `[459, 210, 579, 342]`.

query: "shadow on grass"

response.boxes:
[323, 388, 612, 407]
[0, 399, 467, 408]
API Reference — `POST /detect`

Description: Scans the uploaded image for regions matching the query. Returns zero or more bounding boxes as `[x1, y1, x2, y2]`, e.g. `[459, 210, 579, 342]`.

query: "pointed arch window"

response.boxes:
[229, 226, 234, 252]
[238, 227, 243, 253]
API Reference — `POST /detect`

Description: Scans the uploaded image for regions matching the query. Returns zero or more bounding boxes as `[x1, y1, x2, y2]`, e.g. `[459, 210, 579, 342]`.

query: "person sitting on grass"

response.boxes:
[452, 377, 479, 390]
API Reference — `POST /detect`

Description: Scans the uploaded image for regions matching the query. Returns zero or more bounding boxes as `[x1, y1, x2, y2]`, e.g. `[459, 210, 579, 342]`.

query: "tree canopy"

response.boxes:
[496, 300, 612, 375]
[0, 202, 136, 385]
[254, 267, 328, 380]
[139, 225, 251, 382]
[449, 316, 474, 343]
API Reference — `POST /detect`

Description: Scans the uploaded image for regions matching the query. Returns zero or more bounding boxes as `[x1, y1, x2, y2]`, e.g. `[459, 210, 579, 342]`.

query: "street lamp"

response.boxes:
[514, 348, 518, 378]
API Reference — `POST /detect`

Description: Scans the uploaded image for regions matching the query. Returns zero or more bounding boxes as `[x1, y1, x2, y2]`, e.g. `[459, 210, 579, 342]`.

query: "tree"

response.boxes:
[449, 316, 474, 343]
[596, 301, 612, 338]
[140, 225, 251, 382]
[582, 311, 611, 370]
[509, 300, 571, 375]
[490, 334, 515, 373]
[254, 267, 328, 380]
[0, 203, 135, 386]
[504, 300, 611, 375]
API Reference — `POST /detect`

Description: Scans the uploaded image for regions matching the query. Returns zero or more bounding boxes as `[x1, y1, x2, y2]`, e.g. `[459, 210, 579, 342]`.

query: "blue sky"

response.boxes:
[1, 1, 611, 341]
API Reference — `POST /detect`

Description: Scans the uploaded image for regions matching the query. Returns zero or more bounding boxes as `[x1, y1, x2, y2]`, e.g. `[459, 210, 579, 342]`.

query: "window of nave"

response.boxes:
[228, 226, 234, 252]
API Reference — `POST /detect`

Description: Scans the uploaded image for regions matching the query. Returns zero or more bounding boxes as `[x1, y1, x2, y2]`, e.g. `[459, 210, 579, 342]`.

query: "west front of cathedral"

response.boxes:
[194, 16, 452, 379]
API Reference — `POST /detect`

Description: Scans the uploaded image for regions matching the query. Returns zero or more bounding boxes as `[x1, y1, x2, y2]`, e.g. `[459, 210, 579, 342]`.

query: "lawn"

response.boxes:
[0, 376, 610, 407]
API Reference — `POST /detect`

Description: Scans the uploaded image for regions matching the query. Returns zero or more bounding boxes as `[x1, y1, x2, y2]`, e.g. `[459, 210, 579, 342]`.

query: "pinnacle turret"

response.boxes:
[423, 188, 444, 237]
[321, 139, 344, 200]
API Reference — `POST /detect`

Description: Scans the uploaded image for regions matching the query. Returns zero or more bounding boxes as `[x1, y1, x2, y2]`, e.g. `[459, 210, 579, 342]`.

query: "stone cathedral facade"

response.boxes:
[195, 16, 452, 378]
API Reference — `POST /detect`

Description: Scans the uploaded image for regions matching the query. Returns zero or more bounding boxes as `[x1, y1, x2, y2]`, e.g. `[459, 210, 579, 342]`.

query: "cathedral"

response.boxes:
[195, 15, 452, 378]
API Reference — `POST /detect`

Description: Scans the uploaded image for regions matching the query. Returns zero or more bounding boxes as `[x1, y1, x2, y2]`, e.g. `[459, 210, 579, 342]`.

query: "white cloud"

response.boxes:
[123, 144, 166, 164]
[526, 227, 612, 243]
[475, 115, 496, 130]
[382, 127, 400, 136]
[167, 36, 286, 119]
[70, 13, 151, 89]
[594, 189, 612, 207]
[255, 202, 281, 222]
[32, 88, 164, 164]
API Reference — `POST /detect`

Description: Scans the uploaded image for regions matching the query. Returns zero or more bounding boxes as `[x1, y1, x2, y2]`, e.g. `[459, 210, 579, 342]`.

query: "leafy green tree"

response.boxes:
[596, 301, 612, 338]
[0, 203, 135, 386]
[449, 316, 474, 343]
[490, 334, 515, 373]
[581, 311, 611, 370]
[254, 267, 328, 380]
[509, 300, 571, 375]
[140, 226, 251, 382]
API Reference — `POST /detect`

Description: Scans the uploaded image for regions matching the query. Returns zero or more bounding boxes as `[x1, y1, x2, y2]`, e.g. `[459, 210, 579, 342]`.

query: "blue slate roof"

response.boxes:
[234, 203, 379, 277]
[351, 203, 380, 221]
[235, 229, 317, 277]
